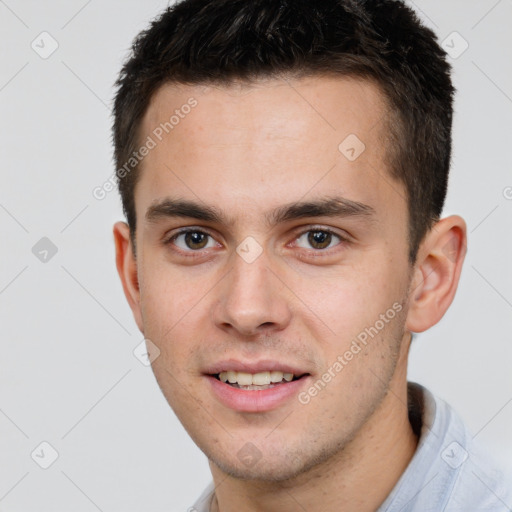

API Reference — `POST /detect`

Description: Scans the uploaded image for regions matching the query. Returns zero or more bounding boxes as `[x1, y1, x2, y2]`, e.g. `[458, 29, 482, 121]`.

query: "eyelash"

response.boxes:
[164, 226, 351, 258]
[291, 226, 349, 251]
[163, 227, 220, 254]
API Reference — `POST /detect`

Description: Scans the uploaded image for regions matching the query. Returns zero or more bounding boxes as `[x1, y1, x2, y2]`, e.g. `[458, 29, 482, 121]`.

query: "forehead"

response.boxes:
[135, 75, 404, 228]
[142, 76, 388, 151]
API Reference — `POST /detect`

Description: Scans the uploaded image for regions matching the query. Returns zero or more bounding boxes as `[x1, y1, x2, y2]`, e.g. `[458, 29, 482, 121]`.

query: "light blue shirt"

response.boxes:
[191, 383, 512, 511]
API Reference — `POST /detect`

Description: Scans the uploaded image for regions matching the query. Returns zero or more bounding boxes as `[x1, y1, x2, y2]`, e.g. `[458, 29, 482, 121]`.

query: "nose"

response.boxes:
[212, 249, 292, 337]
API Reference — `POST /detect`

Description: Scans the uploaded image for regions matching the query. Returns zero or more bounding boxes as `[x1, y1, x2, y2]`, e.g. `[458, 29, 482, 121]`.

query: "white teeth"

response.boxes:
[236, 372, 253, 386]
[270, 371, 284, 383]
[252, 371, 271, 385]
[217, 370, 296, 386]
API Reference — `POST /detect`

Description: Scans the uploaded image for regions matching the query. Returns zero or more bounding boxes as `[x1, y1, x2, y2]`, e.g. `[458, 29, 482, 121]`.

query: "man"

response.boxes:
[112, 0, 511, 510]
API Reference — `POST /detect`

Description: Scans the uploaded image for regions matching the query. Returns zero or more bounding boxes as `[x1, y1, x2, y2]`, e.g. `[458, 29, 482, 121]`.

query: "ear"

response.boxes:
[406, 215, 467, 333]
[113, 221, 144, 333]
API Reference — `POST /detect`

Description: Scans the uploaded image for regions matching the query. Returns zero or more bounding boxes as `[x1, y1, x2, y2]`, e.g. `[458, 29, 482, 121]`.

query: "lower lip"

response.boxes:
[206, 375, 310, 412]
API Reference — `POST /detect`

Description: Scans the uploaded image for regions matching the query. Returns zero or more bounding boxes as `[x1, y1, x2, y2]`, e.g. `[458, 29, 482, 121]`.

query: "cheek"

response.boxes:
[291, 261, 406, 343]
[140, 251, 214, 314]
[139, 270, 207, 409]
[138, 263, 213, 355]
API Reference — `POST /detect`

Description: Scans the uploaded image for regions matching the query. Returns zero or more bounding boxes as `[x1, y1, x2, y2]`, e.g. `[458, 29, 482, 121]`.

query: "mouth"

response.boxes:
[205, 364, 312, 412]
[212, 370, 308, 390]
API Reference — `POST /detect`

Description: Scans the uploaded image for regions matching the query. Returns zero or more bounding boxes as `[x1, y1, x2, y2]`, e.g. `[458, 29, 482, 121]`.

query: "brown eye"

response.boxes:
[171, 230, 216, 251]
[184, 231, 208, 249]
[307, 230, 333, 249]
[294, 229, 342, 251]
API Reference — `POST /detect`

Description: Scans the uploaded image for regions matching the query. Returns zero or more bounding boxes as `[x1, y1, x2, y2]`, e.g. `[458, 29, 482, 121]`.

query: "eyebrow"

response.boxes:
[145, 199, 224, 223]
[270, 197, 375, 224]
[145, 196, 375, 226]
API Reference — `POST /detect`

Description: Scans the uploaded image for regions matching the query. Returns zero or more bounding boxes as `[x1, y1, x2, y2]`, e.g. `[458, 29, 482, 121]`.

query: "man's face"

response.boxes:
[130, 76, 414, 480]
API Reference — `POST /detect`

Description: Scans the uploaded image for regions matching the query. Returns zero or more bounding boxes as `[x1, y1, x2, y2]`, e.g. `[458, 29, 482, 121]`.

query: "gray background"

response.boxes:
[1, 0, 511, 510]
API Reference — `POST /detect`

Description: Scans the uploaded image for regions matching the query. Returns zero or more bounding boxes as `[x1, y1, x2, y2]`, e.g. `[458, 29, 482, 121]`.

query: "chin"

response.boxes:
[207, 440, 345, 483]
[211, 456, 306, 482]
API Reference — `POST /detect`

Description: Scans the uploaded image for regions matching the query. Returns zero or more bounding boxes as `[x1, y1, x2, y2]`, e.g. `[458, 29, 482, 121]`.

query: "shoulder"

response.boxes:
[443, 435, 512, 511]
[380, 384, 512, 512]
[419, 384, 512, 511]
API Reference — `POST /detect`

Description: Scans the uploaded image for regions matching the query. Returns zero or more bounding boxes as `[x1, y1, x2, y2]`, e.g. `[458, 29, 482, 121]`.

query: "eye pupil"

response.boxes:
[308, 230, 332, 249]
[185, 231, 208, 249]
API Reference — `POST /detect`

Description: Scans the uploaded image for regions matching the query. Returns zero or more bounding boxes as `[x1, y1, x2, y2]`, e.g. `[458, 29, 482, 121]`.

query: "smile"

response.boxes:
[206, 365, 311, 412]
[214, 370, 301, 390]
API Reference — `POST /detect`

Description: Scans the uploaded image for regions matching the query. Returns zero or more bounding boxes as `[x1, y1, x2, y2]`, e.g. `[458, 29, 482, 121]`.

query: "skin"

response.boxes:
[113, 76, 467, 512]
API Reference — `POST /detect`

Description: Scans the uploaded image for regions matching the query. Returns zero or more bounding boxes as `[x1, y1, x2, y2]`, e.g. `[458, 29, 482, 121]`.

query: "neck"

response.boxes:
[209, 349, 418, 512]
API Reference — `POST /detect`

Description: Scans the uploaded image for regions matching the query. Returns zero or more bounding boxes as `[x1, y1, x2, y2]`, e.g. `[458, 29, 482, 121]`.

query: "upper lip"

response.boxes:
[204, 359, 310, 376]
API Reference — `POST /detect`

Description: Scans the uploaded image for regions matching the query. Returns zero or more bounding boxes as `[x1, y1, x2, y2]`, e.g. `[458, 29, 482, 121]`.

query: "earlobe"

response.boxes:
[113, 221, 144, 333]
[406, 216, 467, 333]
